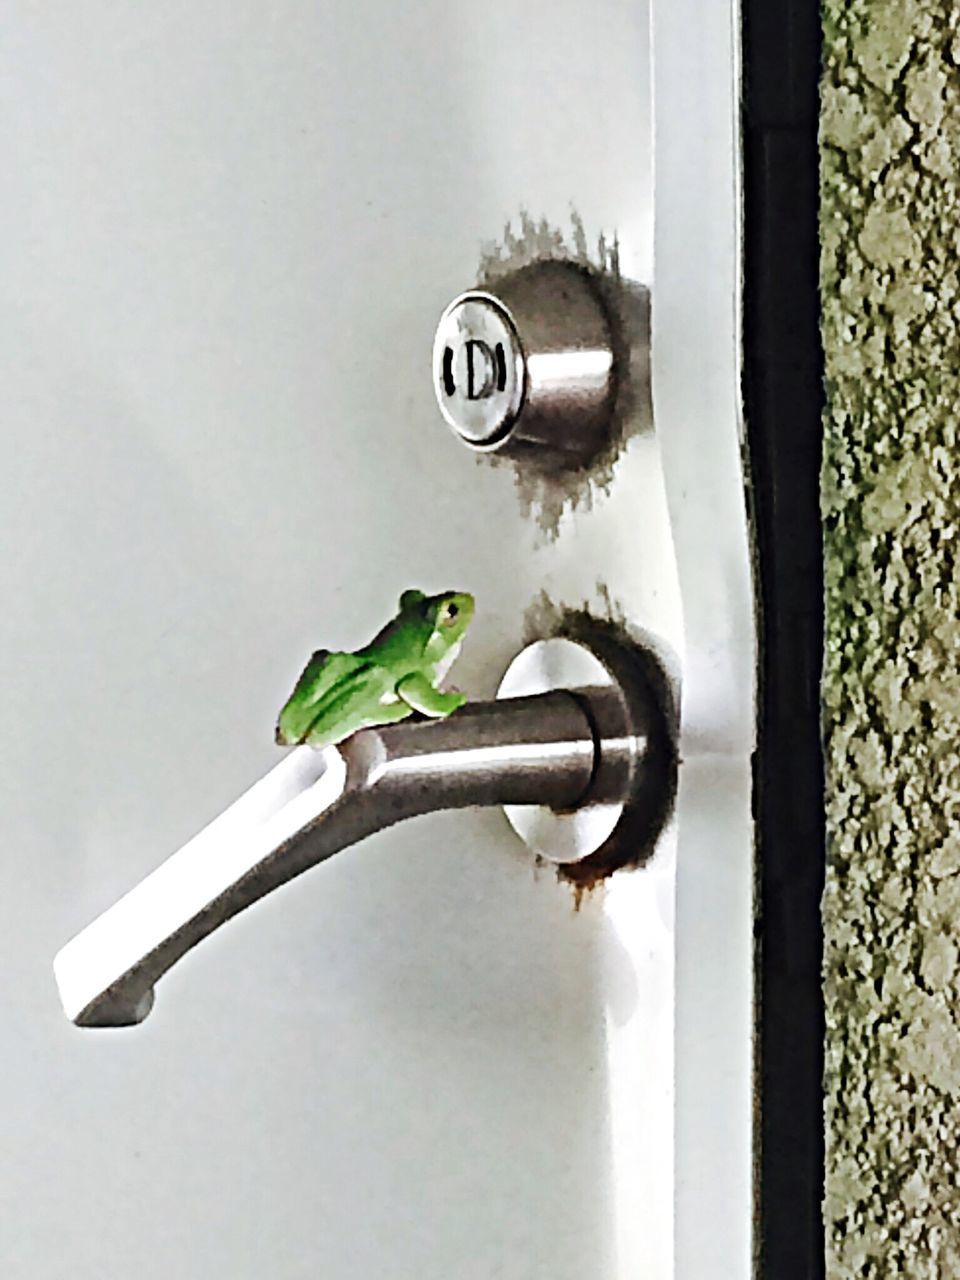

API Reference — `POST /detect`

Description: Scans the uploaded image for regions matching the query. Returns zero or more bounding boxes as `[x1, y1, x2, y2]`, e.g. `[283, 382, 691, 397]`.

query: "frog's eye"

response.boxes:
[439, 602, 459, 626]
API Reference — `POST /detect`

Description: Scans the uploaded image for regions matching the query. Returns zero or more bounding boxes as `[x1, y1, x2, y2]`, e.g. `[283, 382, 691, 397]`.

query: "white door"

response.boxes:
[0, 3, 752, 1278]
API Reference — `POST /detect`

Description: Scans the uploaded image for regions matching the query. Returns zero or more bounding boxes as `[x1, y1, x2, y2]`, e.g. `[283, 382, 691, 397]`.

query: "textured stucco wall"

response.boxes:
[821, 2, 960, 1274]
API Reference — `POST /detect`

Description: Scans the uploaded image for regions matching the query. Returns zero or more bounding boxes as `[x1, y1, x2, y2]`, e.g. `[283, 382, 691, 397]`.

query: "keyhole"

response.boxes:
[434, 293, 526, 447]
[465, 339, 496, 400]
[441, 341, 498, 398]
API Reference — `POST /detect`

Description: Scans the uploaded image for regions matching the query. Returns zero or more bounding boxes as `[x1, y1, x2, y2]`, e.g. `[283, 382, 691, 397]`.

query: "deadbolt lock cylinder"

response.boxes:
[433, 260, 616, 469]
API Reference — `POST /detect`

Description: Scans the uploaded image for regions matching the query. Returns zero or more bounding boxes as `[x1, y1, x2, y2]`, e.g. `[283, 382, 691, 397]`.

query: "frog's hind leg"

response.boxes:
[289, 651, 360, 708]
[304, 673, 414, 748]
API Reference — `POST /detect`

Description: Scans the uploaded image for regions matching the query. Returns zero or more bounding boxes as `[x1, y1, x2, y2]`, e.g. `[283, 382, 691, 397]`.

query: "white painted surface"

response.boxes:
[651, 2, 755, 1277]
[0, 2, 751, 1277]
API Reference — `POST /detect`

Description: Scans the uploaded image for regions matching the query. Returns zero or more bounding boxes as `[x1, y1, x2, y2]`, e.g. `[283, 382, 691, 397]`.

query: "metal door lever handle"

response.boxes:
[54, 638, 672, 1029]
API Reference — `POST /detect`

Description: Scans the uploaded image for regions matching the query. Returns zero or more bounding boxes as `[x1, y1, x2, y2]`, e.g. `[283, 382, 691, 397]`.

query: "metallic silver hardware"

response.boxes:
[432, 293, 525, 446]
[54, 636, 670, 1029]
[498, 637, 668, 865]
[433, 261, 616, 466]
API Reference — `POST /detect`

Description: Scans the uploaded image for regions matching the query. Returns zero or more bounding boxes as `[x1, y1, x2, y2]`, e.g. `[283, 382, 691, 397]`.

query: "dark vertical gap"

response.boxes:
[495, 342, 507, 392]
[741, 3, 825, 1278]
[442, 346, 456, 397]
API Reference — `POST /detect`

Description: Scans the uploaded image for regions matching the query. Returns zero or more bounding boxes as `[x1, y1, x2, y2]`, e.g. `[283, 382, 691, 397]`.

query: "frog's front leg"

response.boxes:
[396, 672, 466, 718]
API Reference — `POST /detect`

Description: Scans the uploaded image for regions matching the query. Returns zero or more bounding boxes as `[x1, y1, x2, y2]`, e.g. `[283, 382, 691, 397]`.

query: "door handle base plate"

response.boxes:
[496, 633, 675, 869]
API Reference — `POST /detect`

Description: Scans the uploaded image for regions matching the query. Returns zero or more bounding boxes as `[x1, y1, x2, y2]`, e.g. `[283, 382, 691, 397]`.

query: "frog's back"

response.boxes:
[356, 616, 431, 674]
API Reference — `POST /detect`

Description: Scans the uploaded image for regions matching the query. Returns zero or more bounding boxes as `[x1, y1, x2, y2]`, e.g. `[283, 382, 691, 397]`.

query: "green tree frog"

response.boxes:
[275, 589, 475, 749]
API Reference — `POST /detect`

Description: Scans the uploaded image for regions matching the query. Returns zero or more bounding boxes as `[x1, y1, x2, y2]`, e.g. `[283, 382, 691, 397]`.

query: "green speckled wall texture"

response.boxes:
[821, 2, 960, 1273]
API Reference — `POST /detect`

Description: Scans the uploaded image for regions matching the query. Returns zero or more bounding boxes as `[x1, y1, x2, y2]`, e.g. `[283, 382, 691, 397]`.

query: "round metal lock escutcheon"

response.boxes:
[496, 635, 673, 866]
[432, 261, 616, 468]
